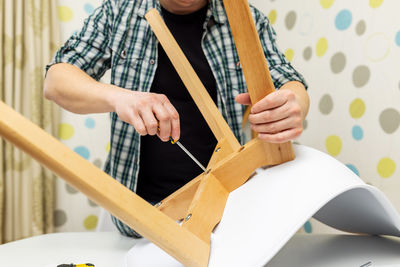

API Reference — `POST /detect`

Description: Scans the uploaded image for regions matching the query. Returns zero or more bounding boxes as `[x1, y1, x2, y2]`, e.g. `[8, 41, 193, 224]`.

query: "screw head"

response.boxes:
[185, 213, 192, 221]
[155, 202, 162, 208]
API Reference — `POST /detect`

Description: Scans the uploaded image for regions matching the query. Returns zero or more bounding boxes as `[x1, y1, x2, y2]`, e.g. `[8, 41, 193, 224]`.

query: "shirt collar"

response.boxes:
[136, 0, 227, 25]
[209, 0, 227, 24]
[135, 0, 160, 18]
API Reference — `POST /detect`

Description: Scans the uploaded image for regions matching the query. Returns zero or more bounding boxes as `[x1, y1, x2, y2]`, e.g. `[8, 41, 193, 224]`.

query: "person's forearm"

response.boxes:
[44, 63, 181, 141]
[279, 81, 310, 120]
[44, 63, 124, 114]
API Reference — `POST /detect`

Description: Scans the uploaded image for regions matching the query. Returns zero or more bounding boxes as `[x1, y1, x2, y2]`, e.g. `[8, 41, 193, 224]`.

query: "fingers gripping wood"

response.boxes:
[223, 0, 294, 155]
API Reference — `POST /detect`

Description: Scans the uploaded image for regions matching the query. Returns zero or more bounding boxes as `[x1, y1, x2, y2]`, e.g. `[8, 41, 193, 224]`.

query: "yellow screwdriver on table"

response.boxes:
[57, 264, 94, 267]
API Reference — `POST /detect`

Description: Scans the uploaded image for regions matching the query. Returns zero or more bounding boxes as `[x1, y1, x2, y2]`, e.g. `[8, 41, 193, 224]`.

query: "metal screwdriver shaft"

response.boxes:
[170, 137, 207, 172]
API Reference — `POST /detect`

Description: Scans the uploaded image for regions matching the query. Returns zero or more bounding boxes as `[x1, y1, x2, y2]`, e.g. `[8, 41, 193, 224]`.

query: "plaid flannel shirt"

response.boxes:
[47, 0, 307, 237]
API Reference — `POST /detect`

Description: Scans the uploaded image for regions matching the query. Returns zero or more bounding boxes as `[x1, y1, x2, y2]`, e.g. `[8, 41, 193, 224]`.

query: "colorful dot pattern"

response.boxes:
[53, 0, 109, 233]
[349, 98, 366, 119]
[57, 6, 74, 22]
[58, 123, 74, 140]
[335, 9, 352, 31]
[316, 37, 328, 57]
[396, 31, 400, 46]
[268, 10, 277, 24]
[304, 221, 313, 233]
[253, 0, 399, 234]
[320, 0, 334, 9]
[352, 125, 363, 141]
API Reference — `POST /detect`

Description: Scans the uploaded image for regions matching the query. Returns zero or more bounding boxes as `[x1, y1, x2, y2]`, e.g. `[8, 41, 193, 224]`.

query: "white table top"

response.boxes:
[0, 232, 137, 267]
[0, 232, 399, 267]
[267, 234, 400, 267]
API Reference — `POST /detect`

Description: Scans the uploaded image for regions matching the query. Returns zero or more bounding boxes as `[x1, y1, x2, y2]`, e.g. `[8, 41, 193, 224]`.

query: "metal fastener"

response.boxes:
[206, 169, 211, 174]
[121, 50, 127, 58]
[360, 262, 372, 267]
[149, 59, 155, 65]
[185, 213, 192, 221]
[215, 147, 221, 152]
[155, 201, 162, 208]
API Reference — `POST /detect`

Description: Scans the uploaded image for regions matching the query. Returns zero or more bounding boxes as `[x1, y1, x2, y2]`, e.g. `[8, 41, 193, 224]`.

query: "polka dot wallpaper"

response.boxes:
[53, 0, 400, 235]
[251, 0, 400, 234]
[54, 0, 108, 233]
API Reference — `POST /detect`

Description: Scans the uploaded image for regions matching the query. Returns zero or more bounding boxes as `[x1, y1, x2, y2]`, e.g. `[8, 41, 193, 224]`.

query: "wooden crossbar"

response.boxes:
[0, 102, 209, 267]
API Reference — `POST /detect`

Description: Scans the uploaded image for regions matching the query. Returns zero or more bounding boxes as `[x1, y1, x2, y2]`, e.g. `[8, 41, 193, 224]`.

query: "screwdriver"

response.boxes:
[57, 264, 94, 267]
[169, 137, 206, 172]
[157, 125, 207, 172]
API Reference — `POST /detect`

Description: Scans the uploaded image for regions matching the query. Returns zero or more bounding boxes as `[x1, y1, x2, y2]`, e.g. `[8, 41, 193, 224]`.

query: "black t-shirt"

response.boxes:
[136, 5, 218, 203]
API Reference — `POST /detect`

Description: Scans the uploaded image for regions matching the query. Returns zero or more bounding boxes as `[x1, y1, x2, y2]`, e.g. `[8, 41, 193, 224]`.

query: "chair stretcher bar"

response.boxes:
[0, 101, 209, 267]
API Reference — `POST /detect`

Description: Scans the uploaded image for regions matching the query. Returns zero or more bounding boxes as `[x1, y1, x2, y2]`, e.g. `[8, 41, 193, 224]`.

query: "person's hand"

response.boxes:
[235, 88, 305, 143]
[114, 90, 180, 142]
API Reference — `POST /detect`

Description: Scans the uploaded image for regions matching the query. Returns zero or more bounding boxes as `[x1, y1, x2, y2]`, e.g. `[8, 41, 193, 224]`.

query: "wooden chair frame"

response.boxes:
[0, 0, 294, 266]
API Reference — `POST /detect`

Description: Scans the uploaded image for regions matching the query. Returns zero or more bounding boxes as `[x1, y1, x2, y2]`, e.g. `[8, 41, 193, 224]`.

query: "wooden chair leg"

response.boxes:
[145, 9, 240, 151]
[0, 101, 210, 267]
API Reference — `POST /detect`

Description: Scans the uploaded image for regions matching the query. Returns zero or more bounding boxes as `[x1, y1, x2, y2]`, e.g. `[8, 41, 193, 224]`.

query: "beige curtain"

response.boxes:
[0, 0, 60, 243]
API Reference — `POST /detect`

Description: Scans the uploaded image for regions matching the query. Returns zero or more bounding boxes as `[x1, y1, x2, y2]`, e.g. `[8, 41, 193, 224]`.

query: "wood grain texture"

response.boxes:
[145, 9, 240, 151]
[223, 0, 295, 160]
[210, 138, 294, 193]
[206, 138, 235, 169]
[0, 101, 209, 267]
[157, 138, 235, 222]
[223, 0, 275, 104]
[182, 174, 229, 244]
[158, 173, 202, 221]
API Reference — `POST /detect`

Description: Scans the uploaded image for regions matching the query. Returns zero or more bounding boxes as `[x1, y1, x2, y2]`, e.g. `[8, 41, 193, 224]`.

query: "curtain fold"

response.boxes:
[0, 0, 60, 243]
